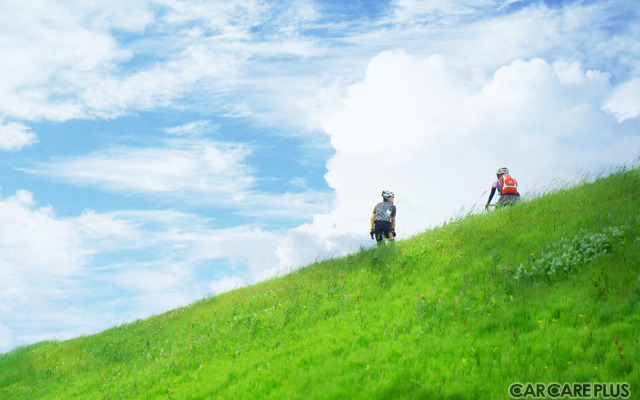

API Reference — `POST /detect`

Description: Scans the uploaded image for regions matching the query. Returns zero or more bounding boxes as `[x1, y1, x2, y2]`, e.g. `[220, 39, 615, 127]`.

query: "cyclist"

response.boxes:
[486, 167, 520, 209]
[370, 190, 396, 244]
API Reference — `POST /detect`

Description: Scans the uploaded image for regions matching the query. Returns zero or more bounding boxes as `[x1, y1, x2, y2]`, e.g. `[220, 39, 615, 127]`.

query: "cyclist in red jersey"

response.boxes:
[486, 167, 520, 209]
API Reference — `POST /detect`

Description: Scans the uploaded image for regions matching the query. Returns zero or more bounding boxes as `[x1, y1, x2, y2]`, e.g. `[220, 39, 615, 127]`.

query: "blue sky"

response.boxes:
[1, 0, 639, 353]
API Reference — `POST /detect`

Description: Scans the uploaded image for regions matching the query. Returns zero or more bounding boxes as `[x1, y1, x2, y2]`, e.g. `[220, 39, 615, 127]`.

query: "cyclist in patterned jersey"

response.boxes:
[370, 190, 396, 244]
[486, 167, 520, 209]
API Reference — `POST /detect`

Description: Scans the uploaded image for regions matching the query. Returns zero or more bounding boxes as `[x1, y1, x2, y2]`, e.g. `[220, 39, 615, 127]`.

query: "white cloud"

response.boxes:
[26, 132, 332, 219]
[0, 190, 88, 350]
[0, 324, 13, 351]
[0, 121, 38, 151]
[274, 51, 640, 269]
[0, 0, 319, 123]
[603, 78, 640, 122]
[391, 0, 490, 23]
[158, 0, 268, 29]
[209, 276, 246, 295]
[81, 44, 245, 118]
[0, 192, 289, 352]
[0, 0, 635, 137]
[73, 209, 283, 296]
[30, 139, 254, 198]
[0, 181, 336, 351]
[0, 190, 87, 276]
[165, 120, 215, 136]
[83, 210, 284, 274]
[0, 2, 131, 121]
[0, 0, 338, 134]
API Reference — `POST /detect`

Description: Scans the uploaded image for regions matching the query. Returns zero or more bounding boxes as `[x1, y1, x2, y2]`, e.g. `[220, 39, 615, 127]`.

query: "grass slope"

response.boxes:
[1, 167, 639, 399]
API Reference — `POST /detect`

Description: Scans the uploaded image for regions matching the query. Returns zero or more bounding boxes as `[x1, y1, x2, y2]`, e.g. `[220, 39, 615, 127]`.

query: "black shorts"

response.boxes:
[373, 220, 393, 242]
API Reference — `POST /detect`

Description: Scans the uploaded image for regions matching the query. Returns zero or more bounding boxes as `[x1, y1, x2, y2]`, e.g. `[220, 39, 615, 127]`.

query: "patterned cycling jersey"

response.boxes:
[373, 201, 396, 222]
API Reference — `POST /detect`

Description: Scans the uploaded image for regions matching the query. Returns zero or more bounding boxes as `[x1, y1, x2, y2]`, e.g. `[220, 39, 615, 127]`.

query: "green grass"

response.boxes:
[1, 166, 639, 399]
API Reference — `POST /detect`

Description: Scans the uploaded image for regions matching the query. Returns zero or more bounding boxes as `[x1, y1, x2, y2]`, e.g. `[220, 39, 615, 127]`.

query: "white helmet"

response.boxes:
[382, 190, 394, 200]
[496, 167, 509, 176]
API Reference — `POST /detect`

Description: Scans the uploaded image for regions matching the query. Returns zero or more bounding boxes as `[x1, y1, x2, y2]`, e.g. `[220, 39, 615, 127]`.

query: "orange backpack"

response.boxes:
[499, 174, 518, 194]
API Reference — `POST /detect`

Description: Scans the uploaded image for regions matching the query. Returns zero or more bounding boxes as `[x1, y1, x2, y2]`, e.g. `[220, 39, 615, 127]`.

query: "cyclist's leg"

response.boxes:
[375, 231, 384, 244]
[496, 195, 510, 207]
[498, 194, 519, 206]
[374, 221, 391, 245]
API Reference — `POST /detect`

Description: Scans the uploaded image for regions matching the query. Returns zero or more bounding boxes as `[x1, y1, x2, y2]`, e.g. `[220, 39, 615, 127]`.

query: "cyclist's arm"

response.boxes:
[487, 186, 496, 205]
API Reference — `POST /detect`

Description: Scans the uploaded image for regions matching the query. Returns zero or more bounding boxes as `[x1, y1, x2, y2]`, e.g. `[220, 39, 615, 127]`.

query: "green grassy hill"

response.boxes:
[1, 167, 639, 399]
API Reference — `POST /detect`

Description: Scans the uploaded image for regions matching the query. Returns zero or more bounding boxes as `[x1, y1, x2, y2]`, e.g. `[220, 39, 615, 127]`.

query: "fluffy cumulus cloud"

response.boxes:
[276, 50, 640, 268]
[0, 190, 86, 281]
[604, 78, 640, 122]
[0, 190, 87, 346]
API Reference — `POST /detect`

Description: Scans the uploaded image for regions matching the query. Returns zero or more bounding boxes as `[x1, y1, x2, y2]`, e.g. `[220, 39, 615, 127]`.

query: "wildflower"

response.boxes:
[578, 314, 584, 318]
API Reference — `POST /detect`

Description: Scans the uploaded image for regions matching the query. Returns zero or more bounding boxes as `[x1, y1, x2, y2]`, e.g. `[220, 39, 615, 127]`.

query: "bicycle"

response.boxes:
[372, 230, 396, 246]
